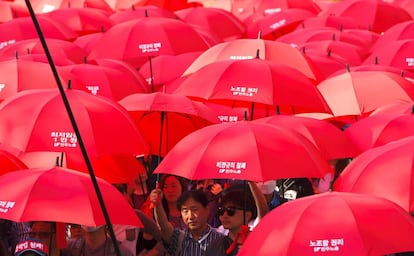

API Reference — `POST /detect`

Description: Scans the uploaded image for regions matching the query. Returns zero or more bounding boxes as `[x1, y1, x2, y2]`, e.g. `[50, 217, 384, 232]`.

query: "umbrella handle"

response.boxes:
[150, 181, 160, 209]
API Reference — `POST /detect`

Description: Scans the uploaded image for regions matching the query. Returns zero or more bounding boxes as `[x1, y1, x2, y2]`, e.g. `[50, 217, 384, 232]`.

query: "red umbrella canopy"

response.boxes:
[58, 63, 150, 101]
[334, 136, 414, 213]
[0, 88, 148, 182]
[42, 7, 114, 36]
[363, 39, 414, 73]
[0, 148, 28, 175]
[175, 57, 332, 117]
[0, 16, 77, 44]
[132, 0, 198, 12]
[139, 51, 202, 91]
[109, 5, 177, 24]
[88, 17, 210, 68]
[183, 38, 323, 82]
[231, 0, 321, 21]
[154, 121, 332, 181]
[0, 59, 69, 102]
[276, 27, 373, 50]
[175, 7, 246, 42]
[244, 8, 316, 40]
[0, 88, 148, 156]
[238, 192, 414, 256]
[253, 114, 360, 160]
[0, 1, 29, 23]
[0, 38, 88, 64]
[319, 0, 412, 33]
[0, 167, 143, 227]
[344, 112, 414, 152]
[316, 70, 414, 117]
[118, 92, 219, 157]
[369, 21, 414, 53]
[13, 0, 113, 14]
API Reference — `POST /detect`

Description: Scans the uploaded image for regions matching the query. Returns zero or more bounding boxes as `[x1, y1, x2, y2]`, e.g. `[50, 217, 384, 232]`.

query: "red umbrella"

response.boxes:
[132, 0, 197, 11]
[334, 136, 414, 213]
[319, 0, 412, 33]
[363, 39, 414, 73]
[0, 38, 88, 64]
[0, 59, 68, 102]
[118, 92, 219, 157]
[94, 58, 151, 95]
[238, 192, 414, 256]
[139, 51, 202, 91]
[0, 16, 77, 43]
[0, 1, 29, 23]
[369, 21, 414, 53]
[344, 112, 414, 152]
[154, 121, 332, 181]
[0, 148, 28, 175]
[298, 40, 368, 66]
[175, 57, 332, 117]
[253, 114, 360, 160]
[369, 102, 414, 116]
[231, 0, 321, 21]
[183, 38, 323, 82]
[58, 63, 150, 101]
[298, 15, 360, 30]
[0, 88, 148, 161]
[316, 70, 414, 117]
[109, 5, 177, 24]
[175, 7, 246, 42]
[42, 7, 114, 36]
[0, 167, 143, 227]
[13, 0, 113, 14]
[88, 17, 210, 69]
[276, 27, 373, 49]
[72, 32, 104, 56]
[244, 8, 315, 40]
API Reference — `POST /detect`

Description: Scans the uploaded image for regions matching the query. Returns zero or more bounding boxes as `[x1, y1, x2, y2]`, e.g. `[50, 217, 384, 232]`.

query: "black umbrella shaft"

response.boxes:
[23, 2, 122, 255]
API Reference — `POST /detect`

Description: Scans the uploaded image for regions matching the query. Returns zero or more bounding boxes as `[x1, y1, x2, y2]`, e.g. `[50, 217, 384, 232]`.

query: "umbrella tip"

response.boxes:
[257, 31, 262, 39]
[67, 79, 72, 89]
[400, 70, 405, 77]
[301, 46, 305, 54]
[243, 111, 248, 120]
[276, 105, 281, 115]
[346, 63, 350, 72]
[15, 51, 18, 59]
[256, 49, 260, 59]
[374, 56, 378, 64]
[83, 56, 87, 64]
[145, 9, 148, 17]
[339, 24, 343, 31]
[411, 104, 414, 114]
[327, 48, 331, 57]
[332, 33, 336, 41]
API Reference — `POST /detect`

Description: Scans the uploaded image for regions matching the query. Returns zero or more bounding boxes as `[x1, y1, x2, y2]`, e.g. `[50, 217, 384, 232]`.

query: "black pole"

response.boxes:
[24, 1, 122, 255]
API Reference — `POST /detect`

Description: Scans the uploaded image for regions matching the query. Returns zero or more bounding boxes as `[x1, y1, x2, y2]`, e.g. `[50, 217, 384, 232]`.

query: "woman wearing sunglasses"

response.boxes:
[206, 181, 268, 256]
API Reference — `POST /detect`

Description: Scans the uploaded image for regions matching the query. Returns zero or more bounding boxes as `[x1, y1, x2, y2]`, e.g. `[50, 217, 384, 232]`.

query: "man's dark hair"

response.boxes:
[219, 184, 257, 220]
[177, 190, 209, 210]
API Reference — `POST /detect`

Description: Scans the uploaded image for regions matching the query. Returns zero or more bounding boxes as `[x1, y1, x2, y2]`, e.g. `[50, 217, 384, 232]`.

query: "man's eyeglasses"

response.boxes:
[217, 206, 243, 217]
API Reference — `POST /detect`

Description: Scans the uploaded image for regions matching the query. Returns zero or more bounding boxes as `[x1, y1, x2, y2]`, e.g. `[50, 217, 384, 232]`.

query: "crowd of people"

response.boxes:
[0, 158, 352, 256]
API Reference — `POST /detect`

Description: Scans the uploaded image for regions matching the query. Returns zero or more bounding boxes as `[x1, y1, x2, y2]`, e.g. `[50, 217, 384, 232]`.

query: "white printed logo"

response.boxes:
[0, 200, 15, 213]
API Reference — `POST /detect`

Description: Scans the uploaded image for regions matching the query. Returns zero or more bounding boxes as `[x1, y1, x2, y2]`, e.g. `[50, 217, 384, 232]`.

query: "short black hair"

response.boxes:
[219, 184, 257, 220]
[177, 190, 209, 210]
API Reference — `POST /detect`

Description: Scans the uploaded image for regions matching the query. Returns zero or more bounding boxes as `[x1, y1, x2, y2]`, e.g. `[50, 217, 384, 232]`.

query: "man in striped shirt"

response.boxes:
[150, 189, 224, 256]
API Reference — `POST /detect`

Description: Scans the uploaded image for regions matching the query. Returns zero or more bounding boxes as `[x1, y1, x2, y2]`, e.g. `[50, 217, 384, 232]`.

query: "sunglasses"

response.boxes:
[217, 206, 243, 217]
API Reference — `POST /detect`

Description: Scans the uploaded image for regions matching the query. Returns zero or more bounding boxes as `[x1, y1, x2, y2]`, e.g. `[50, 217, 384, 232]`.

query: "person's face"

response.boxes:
[218, 204, 250, 232]
[180, 198, 209, 232]
[162, 176, 182, 203]
[30, 222, 53, 246]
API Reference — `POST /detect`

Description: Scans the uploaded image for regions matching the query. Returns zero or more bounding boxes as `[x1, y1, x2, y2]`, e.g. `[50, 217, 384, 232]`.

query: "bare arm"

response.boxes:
[248, 181, 268, 220]
[149, 189, 175, 242]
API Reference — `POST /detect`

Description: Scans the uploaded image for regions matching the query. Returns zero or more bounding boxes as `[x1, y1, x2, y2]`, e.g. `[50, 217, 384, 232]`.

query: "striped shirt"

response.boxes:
[166, 225, 224, 256]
